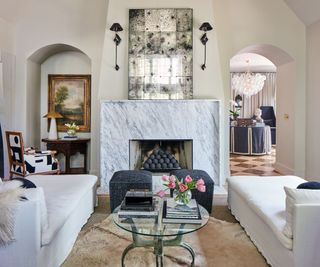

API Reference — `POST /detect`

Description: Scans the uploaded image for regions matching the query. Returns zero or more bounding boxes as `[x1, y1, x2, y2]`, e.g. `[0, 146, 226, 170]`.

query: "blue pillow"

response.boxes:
[12, 178, 36, 189]
[297, 181, 320, 190]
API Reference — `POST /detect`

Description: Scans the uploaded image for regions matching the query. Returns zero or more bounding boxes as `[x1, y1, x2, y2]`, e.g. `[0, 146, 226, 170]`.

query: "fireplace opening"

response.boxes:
[129, 139, 193, 172]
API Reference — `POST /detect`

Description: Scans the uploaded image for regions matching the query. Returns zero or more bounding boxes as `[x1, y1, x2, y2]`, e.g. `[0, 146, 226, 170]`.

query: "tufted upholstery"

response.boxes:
[109, 170, 153, 212]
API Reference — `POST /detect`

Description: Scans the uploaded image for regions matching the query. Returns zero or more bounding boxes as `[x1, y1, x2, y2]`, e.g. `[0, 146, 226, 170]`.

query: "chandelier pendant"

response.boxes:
[231, 60, 266, 97]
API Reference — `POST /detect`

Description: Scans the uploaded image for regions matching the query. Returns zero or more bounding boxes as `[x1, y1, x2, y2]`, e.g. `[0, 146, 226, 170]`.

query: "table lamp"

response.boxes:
[43, 111, 63, 140]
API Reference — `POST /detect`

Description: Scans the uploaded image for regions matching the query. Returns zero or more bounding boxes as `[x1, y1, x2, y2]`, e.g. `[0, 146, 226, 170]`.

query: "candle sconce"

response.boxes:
[199, 22, 213, 70]
[110, 23, 123, 71]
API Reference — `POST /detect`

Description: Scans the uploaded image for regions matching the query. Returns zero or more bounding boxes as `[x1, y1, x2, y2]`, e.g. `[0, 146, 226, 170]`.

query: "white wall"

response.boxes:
[99, 0, 225, 183]
[212, 0, 306, 177]
[275, 62, 295, 174]
[13, 0, 107, 176]
[99, 0, 224, 100]
[3, 0, 307, 181]
[26, 60, 41, 147]
[0, 17, 15, 53]
[40, 51, 91, 171]
[40, 51, 91, 141]
[0, 17, 15, 178]
[306, 20, 320, 181]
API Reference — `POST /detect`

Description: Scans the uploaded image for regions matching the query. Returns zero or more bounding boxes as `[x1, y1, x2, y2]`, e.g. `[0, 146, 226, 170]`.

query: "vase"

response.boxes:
[173, 189, 192, 205]
[67, 129, 76, 137]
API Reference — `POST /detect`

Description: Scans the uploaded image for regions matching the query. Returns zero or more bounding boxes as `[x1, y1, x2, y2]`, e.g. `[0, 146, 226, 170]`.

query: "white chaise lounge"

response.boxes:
[0, 174, 97, 267]
[228, 175, 320, 267]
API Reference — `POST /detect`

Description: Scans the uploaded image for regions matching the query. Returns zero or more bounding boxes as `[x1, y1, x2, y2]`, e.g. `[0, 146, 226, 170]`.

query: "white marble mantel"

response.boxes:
[100, 100, 220, 193]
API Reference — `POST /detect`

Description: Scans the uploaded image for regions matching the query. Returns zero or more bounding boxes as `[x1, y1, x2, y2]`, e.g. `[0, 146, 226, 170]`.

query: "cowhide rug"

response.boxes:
[62, 216, 268, 267]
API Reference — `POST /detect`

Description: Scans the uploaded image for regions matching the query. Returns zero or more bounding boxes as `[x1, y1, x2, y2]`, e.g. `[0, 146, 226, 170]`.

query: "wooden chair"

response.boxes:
[5, 131, 60, 178]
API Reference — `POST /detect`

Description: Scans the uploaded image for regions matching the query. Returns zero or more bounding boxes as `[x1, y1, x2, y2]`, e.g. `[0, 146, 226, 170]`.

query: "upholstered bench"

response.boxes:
[109, 170, 153, 212]
[169, 169, 214, 213]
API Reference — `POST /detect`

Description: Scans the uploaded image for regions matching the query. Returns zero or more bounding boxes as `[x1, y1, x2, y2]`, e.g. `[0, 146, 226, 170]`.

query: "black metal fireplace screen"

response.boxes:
[129, 139, 193, 172]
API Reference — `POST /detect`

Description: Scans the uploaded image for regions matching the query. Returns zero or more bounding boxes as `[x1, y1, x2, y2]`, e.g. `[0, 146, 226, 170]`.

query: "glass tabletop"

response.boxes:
[112, 198, 209, 237]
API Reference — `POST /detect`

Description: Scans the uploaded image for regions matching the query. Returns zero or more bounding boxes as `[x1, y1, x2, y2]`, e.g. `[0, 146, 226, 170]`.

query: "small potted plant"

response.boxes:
[156, 175, 206, 205]
[65, 122, 79, 137]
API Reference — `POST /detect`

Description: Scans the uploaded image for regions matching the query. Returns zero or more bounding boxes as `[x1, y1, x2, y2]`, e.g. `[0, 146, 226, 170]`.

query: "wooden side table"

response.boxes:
[42, 138, 90, 174]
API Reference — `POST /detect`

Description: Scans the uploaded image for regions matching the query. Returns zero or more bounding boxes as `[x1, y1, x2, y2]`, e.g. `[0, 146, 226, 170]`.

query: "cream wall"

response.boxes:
[306, 20, 320, 181]
[40, 51, 91, 171]
[0, 17, 15, 127]
[212, 0, 306, 177]
[0, 17, 15, 54]
[275, 62, 295, 174]
[26, 60, 41, 147]
[13, 0, 107, 176]
[0, 17, 15, 177]
[1, 0, 307, 180]
[99, 0, 226, 184]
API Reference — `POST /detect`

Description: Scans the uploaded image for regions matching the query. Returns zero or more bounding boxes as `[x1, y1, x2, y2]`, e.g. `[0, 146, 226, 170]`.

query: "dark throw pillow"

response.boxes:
[12, 178, 37, 189]
[297, 181, 320, 190]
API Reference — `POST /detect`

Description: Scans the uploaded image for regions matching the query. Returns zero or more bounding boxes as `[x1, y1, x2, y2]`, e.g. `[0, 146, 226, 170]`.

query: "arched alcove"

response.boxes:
[229, 44, 296, 175]
[25, 43, 91, 147]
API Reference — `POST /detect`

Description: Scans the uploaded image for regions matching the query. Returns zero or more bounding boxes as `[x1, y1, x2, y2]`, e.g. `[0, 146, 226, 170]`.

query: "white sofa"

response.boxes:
[0, 174, 98, 267]
[228, 175, 320, 267]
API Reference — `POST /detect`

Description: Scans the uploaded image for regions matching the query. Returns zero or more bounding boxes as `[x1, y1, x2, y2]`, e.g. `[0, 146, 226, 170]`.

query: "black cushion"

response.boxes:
[12, 178, 37, 189]
[297, 181, 320, 190]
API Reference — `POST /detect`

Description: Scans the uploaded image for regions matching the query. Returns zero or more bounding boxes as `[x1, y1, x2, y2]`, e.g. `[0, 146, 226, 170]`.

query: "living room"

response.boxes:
[0, 0, 320, 266]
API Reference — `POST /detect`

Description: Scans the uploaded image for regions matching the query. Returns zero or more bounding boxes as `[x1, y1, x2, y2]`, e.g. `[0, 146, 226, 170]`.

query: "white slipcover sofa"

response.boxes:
[0, 174, 97, 267]
[228, 175, 320, 267]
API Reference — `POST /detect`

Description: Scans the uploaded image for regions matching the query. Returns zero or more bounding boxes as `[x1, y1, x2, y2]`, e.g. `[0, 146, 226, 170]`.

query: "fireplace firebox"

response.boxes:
[129, 139, 193, 172]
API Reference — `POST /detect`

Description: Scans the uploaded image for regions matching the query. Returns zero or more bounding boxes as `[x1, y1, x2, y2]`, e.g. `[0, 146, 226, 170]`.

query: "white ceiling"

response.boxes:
[284, 0, 320, 26]
[0, 0, 319, 27]
[230, 53, 276, 73]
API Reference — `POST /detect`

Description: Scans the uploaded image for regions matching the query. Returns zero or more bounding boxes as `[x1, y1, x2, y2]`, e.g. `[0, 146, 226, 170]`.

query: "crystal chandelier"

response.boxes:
[231, 60, 266, 97]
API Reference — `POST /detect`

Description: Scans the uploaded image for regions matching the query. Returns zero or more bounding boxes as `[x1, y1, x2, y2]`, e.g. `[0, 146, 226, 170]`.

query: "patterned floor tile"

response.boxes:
[230, 147, 280, 176]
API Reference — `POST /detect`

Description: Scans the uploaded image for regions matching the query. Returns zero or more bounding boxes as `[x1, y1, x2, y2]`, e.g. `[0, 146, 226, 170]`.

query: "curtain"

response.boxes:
[231, 72, 276, 118]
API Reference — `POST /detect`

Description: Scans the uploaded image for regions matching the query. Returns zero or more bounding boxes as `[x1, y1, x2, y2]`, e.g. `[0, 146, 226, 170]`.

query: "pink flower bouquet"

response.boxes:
[156, 175, 206, 205]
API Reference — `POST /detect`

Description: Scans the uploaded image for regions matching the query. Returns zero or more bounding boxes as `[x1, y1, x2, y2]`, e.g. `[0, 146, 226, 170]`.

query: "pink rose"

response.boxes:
[162, 175, 168, 181]
[197, 184, 206, 192]
[169, 175, 176, 182]
[196, 179, 206, 192]
[168, 181, 176, 189]
[185, 175, 192, 183]
[179, 183, 188, 192]
[156, 189, 166, 198]
[196, 178, 205, 186]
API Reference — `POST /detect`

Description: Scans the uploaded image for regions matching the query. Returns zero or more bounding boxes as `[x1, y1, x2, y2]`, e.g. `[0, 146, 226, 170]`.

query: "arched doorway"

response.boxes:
[228, 44, 295, 176]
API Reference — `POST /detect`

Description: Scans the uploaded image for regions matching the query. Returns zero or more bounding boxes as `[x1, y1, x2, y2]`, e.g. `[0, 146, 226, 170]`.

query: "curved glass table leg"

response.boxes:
[121, 243, 136, 267]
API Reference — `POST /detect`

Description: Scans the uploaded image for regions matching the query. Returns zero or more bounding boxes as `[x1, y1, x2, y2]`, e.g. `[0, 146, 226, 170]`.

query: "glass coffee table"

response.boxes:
[112, 200, 209, 267]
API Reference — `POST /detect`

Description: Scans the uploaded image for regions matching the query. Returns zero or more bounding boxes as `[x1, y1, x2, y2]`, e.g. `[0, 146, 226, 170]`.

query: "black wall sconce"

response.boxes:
[199, 22, 213, 70]
[110, 23, 123, 71]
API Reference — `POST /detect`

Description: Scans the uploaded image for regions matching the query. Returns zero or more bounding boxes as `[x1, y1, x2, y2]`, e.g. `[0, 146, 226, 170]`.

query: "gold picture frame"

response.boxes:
[48, 74, 91, 132]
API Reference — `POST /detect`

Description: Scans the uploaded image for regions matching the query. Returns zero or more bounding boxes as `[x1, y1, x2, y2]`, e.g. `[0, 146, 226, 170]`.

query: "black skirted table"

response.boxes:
[230, 126, 272, 155]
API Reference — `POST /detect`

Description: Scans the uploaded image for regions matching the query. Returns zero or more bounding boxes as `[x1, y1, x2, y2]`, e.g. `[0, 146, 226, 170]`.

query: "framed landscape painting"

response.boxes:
[48, 74, 91, 132]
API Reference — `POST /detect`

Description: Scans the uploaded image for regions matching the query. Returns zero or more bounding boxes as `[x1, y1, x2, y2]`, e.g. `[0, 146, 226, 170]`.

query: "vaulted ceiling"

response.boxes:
[0, 0, 320, 26]
[284, 0, 320, 26]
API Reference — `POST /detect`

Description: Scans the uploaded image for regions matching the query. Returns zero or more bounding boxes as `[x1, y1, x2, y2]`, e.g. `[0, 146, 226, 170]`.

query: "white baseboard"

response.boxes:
[274, 162, 294, 175]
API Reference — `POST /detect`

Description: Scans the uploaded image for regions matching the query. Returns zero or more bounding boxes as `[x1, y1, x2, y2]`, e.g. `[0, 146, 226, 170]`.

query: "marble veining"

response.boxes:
[100, 100, 220, 193]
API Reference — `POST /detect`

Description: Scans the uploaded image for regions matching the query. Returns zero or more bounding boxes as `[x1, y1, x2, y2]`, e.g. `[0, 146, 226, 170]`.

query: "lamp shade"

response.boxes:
[110, 23, 123, 32]
[199, 22, 213, 32]
[43, 111, 63, 119]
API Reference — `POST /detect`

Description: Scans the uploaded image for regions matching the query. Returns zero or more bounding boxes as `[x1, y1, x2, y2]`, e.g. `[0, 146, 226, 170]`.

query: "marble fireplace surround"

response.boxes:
[100, 100, 220, 194]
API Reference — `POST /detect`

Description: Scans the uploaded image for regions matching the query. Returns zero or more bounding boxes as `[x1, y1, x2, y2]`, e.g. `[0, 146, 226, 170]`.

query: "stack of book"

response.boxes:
[117, 190, 159, 219]
[162, 198, 202, 224]
[62, 135, 79, 140]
